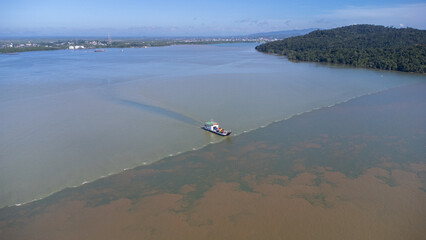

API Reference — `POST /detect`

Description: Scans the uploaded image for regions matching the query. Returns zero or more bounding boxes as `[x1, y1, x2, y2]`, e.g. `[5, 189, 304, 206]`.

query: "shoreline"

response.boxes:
[256, 51, 426, 75]
[0, 41, 259, 54]
[5, 42, 426, 76]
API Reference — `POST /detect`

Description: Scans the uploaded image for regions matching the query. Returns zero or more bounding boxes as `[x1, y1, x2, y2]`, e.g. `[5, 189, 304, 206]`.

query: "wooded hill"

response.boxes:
[255, 25, 426, 73]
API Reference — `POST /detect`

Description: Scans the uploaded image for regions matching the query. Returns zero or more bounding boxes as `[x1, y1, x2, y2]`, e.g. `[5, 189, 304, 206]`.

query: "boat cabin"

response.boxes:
[204, 121, 219, 131]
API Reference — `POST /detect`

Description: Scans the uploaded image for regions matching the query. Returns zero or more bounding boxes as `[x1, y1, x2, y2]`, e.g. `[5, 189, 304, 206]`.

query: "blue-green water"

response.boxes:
[0, 43, 423, 208]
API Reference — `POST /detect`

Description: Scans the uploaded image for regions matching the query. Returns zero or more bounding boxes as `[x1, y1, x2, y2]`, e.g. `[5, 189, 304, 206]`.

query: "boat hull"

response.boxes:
[202, 127, 231, 136]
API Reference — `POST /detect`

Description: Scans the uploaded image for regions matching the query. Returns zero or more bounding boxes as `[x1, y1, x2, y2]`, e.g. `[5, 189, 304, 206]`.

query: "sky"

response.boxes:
[1, 0, 425, 37]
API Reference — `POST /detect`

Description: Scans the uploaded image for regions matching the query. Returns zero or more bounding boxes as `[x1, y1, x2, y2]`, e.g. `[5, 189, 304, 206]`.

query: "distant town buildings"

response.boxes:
[0, 36, 274, 53]
[68, 45, 85, 50]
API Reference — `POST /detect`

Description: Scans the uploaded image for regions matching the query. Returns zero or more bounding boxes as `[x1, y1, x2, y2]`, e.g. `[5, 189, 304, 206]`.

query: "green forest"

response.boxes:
[256, 25, 426, 73]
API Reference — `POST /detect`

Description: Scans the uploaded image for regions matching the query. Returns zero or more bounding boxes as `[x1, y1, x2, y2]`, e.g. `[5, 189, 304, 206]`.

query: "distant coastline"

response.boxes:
[256, 24, 426, 73]
[0, 38, 264, 54]
[0, 29, 318, 54]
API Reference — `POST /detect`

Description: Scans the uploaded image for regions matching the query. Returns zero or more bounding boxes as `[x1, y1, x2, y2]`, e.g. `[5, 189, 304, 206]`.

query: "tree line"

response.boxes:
[256, 25, 426, 73]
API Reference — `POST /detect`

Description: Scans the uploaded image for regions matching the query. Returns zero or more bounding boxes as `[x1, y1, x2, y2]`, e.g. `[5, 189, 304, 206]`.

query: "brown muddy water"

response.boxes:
[0, 83, 425, 240]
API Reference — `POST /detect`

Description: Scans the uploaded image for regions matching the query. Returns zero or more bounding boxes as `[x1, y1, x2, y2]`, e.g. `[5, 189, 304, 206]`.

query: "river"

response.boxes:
[0, 43, 423, 208]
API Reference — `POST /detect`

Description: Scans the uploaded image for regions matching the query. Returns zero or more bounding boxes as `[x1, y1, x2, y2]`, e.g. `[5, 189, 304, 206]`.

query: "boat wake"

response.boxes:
[112, 98, 202, 126]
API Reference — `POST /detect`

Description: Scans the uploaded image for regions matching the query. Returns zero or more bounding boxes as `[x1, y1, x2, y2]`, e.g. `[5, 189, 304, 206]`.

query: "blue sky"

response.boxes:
[1, 0, 425, 36]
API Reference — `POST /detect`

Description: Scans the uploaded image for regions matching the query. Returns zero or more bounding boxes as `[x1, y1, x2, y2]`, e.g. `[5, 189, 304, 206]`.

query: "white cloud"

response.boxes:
[231, 4, 426, 34]
[230, 3, 426, 34]
[319, 4, 426, 29]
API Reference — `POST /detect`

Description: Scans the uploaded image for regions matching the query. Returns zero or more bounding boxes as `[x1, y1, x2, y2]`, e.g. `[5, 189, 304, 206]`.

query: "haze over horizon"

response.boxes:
[1, 0, 426, 37]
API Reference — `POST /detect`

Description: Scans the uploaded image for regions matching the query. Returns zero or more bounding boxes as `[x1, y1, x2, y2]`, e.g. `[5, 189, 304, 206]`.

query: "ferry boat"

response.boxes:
[94, 49, 105, 52]
[202, 121, 231, 136]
